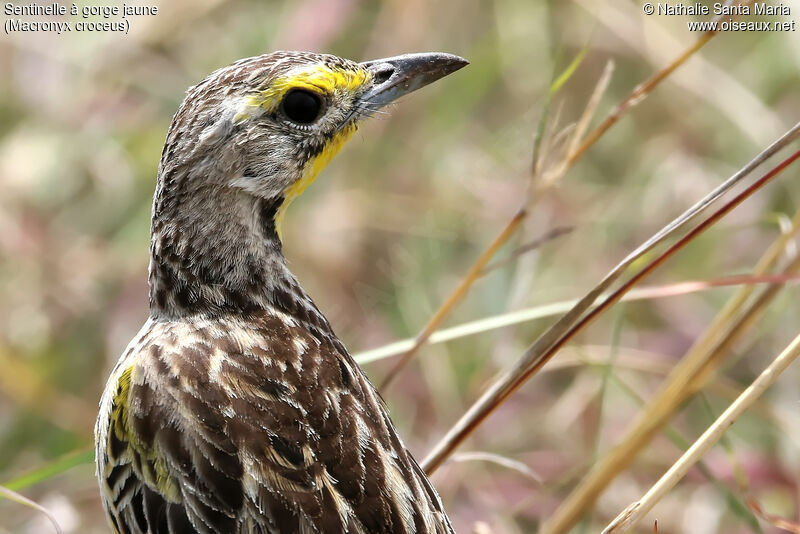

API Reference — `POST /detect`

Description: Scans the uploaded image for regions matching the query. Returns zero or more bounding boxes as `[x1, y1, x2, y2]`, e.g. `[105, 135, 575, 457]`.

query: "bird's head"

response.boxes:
[155, 51, 468, 236]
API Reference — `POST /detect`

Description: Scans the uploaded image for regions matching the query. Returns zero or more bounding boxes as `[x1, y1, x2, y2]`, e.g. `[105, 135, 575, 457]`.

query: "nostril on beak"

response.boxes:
[372, 64, 394, 85]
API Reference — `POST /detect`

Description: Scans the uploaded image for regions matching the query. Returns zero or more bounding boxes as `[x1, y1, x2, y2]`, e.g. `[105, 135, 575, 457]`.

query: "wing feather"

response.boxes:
[97, 314, 454, 534]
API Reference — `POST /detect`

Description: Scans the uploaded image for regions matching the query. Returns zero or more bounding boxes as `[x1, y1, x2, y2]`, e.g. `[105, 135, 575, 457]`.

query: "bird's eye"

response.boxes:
[281, 90, 323, 125]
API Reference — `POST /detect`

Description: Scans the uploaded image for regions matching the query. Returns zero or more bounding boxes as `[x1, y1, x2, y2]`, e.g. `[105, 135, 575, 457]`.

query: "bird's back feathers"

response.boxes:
[96, 311, 454, 534]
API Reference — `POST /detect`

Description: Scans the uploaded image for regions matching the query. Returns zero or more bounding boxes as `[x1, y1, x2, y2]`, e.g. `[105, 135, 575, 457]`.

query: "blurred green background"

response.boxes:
[1, 1, 800, 532]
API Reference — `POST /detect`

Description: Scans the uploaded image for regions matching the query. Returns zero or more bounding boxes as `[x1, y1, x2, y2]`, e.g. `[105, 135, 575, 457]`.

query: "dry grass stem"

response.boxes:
[378, 208, 528, 389]
[423, 129, 800, 479]
[543, 199, 800, 534]
[535, 61, 614, 195]
[560, 24, 716, 172]
[449, 452, 544, 485]
[601, 331, 800, 533]
[0, 485, 62, 534]
[480, 226, 574, 275]
[355, 272, 800, 364]
[744, 494, 800, 533]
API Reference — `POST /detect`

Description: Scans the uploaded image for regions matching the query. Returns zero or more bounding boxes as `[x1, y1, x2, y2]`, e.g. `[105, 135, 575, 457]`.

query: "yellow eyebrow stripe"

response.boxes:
[245, 63, 370, 112]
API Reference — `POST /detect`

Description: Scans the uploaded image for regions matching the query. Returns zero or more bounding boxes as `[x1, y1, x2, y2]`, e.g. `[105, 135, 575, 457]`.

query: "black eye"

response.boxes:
[281, 90, 323, 124]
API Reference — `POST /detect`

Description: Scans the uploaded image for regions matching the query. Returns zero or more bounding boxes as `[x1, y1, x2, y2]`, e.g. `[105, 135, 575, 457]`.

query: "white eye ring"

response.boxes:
[284, 122, 315, 132]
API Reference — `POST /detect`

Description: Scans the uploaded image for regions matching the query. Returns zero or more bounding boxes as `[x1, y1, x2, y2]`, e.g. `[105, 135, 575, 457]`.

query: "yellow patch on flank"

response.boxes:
[274, 123, 358, 237]
[106, 363, 181, 502]
[108, 364, 133, 450]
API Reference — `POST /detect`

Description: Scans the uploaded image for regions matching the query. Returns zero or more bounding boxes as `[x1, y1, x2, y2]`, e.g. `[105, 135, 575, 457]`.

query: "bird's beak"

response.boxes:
[356, 52, 468, 110]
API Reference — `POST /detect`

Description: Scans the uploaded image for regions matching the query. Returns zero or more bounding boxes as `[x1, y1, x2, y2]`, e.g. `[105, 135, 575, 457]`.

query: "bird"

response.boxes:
[94, 50, 468, 534]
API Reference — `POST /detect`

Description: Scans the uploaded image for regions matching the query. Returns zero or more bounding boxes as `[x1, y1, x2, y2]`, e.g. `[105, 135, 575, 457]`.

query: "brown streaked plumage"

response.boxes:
[95, 51, 467, 534]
